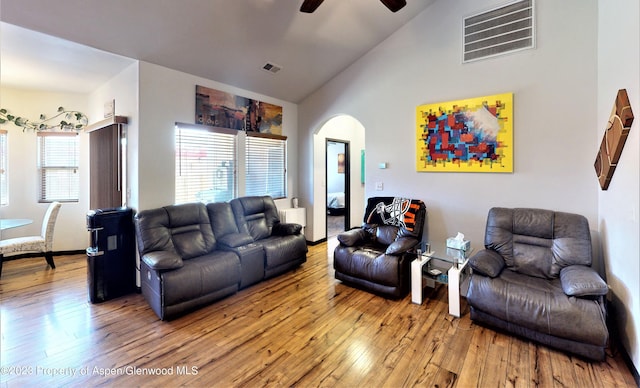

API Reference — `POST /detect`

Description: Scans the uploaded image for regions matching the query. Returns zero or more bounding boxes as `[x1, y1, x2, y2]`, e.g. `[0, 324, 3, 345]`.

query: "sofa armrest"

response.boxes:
[273, 222, 302, 236]
[385, 237, 418, 255]
[142, 251, 184, 271]
[469, 249, 505, 278]
[560, 265, 608, 297]
[337, 228, 368, 247]
[218, 233, 255, 248]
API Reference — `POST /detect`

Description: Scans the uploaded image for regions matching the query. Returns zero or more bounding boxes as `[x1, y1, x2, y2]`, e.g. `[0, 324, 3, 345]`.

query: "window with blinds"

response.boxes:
[0, 130, 7, 206]
[37, 132, 79, 202]
[245, 133, 287, 199]
[175, 124, 237, 204]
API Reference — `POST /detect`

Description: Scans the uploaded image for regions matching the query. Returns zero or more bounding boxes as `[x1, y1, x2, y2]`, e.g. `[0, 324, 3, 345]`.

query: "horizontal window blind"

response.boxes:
[245, 133, 286, 199]
[175, 124, 237, 204]
[0, 130, 7, 206]
[37, 132, 79, 202]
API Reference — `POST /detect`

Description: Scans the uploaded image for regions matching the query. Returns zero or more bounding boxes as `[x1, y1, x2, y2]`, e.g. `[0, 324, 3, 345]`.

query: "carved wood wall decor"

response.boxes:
[594, 89, 634, 190]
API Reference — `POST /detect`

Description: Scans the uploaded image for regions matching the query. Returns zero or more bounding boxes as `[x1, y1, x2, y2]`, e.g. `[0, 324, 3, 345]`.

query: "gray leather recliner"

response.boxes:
[466, 207, 609, 360]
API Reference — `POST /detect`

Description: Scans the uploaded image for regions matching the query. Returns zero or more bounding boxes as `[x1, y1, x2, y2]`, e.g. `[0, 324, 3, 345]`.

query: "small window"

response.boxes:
[0, 130, 7, 206]
[37, 132, 80, 202]
[245, 132, 287, 198]
[175, 124, 237, 204]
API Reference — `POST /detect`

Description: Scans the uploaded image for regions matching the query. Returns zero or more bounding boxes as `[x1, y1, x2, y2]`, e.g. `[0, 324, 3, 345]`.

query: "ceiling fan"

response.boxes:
[300, 0, 407, 13]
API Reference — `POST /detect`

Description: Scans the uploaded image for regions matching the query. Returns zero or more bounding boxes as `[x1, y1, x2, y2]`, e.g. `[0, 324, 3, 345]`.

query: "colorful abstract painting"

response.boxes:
[416, 93, 513, 172]
[195, 85, 282, 134]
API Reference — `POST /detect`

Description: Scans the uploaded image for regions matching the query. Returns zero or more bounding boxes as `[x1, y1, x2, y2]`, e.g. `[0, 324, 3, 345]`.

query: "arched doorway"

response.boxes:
[313, 115, 365, 241]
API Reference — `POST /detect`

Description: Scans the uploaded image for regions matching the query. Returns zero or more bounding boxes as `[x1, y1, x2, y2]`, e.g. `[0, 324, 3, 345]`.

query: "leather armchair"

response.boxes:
[333, 197, 426, 298]
[466, 207, 609, 360]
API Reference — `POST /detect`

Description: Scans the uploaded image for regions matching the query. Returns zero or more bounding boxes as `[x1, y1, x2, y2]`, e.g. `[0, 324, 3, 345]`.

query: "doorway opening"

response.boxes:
[326, 139, 350, 237]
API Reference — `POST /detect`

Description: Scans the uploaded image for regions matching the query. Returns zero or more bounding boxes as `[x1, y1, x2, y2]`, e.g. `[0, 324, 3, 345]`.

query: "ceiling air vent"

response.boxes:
[261, 62, 282, 75]
[463, 0, 535, 63]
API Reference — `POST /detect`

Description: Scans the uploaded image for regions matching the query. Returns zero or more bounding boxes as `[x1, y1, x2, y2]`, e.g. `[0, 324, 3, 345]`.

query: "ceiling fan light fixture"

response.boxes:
[300, 0, 324, 13]
[380, 0, 407, 13]
[300, 0, 406, 14]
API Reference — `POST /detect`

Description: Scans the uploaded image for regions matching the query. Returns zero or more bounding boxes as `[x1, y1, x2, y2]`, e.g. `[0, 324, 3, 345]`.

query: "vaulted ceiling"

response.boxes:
[0, 0, 434, 102]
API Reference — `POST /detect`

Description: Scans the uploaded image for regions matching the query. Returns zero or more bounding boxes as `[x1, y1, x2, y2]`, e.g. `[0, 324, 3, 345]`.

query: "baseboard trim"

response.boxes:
[620, 344, 640, 387]
[608, 297, 640, 386]
[2, 250, 85, 261]
[307, 238, 327, 246]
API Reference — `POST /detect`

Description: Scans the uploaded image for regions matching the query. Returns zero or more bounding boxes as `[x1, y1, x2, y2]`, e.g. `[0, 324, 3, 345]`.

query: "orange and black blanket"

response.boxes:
[364, 197, 424, 233]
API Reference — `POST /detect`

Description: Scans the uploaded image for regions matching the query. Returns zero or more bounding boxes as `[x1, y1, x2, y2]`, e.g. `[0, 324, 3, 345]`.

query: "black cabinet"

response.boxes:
[86, 207, 136, 303]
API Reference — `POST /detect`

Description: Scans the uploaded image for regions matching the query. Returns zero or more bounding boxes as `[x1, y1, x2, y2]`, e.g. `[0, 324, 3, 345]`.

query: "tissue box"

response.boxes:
[446, 237, 470, 251]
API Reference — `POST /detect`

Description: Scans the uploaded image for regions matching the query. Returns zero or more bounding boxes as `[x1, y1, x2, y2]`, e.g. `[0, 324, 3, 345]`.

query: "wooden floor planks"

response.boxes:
[0, 239, 637, 387]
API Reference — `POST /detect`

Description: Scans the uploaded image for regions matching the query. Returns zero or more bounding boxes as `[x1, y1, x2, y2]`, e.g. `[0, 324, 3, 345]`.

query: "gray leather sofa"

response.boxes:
[135, 196, 307, 320]
[466, 208, 609, 360]
[333, 197, 426, 298]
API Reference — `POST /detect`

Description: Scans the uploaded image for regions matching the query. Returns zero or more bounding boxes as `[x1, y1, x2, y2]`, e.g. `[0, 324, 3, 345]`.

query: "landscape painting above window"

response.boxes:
[195, 85, 283, 134]
[416, 93, 513, 172]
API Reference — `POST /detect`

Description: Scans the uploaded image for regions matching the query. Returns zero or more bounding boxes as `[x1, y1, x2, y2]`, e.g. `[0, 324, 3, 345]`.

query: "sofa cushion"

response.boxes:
[142, 251, 184, 270]
[217, 233, 255, 249]
[376, 225, 399, 246]
[469, 249, 505, 278]
[207, 202, 240, 237]
[135, 203, 216, 259]
[560, 265, 608, 297]
[246, 214, 271, 240]
[485, 208, 592, 279]
[231, 196, 281, 241]
[273, 222, 302, 236]
[337, 228, 368, 247]
[258, 235, 308, 270]
[385, 237, 417, 255]
[161, 251, 240, 306]
[334, 247, 401, 287]
[467, 270, 608, 347]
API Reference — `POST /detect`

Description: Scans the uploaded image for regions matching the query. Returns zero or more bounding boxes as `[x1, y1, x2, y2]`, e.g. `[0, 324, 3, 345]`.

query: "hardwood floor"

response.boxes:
[0, 239, 636, 387]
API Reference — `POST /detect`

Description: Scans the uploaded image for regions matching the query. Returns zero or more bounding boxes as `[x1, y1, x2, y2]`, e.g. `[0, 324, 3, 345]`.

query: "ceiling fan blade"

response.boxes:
[380, 0, 407, 12]
[300, 0, 325, 13]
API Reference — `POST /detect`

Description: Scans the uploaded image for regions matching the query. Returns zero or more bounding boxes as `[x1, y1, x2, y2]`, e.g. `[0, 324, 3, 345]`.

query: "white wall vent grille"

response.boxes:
[463, 0, 535, 63]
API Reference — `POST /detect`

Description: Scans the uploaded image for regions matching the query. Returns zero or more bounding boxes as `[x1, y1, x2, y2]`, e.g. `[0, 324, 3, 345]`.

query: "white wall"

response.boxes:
[88, 62, 139, 208]
[299, 0, 599, 246]
[136, 61, 299, 211]
[0, 88, 90, 250]
[327, 141, 345, 194]
[598, 0, 640, 373]
[313, 115, 366, 239]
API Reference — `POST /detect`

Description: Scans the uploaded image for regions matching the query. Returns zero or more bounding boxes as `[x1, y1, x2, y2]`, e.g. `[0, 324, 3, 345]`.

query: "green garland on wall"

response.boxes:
[0, 106, 88, 131]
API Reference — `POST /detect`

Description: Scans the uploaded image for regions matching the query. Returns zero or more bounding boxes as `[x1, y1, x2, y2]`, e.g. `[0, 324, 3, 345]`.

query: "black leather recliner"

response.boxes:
[466, 207, 609, 360]
[333, 197, 426, 298]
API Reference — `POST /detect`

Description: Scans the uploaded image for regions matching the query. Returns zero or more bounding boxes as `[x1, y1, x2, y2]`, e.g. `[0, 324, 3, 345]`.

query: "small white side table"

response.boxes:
[411, 245, 473, 318]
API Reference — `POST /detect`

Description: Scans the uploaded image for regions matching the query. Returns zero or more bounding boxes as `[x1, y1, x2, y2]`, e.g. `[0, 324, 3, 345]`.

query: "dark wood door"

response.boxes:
[89, 124, 122, 209]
